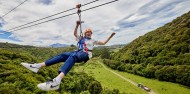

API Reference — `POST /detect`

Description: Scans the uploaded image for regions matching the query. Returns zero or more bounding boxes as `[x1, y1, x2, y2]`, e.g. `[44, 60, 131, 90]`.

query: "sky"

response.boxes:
[0, 0, 190, 46]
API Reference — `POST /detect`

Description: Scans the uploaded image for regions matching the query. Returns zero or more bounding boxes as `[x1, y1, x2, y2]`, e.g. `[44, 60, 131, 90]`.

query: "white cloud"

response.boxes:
[0, 0, 190, 46]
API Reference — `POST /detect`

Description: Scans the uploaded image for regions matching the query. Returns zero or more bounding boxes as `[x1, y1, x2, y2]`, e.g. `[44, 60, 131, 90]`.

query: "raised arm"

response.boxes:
[74, 21, 81, 38]
[97, 32, 116, 45]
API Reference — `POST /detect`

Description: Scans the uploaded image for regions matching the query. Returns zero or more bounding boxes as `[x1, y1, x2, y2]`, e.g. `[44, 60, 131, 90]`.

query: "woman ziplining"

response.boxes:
[21, 21, 115, 91]
[21, 4, 116, 91]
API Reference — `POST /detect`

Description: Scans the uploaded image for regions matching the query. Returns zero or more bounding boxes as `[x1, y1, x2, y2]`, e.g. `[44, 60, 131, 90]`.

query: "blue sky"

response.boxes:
[0, 0, 190, 46]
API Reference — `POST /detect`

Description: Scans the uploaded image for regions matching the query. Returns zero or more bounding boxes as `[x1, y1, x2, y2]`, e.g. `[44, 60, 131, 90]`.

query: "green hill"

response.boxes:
[103, 11, 190, 87]
[0, 44, 119, 94]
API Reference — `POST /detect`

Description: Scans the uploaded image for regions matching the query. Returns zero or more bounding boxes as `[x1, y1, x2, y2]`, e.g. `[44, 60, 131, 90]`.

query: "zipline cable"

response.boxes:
[82, 0, 118, 13]
[1, 0, 29, 18]
[9, 0, 119, 32]
[11, 12, 77, 31]
[7, 0, 99, 31]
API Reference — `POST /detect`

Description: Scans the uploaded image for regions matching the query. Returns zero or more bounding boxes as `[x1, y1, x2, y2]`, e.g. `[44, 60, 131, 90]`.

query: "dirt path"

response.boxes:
[98, 61, 156, 94]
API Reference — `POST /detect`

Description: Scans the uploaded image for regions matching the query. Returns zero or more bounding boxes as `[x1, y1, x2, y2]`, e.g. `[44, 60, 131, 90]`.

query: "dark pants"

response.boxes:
[45, 50, 89, 75]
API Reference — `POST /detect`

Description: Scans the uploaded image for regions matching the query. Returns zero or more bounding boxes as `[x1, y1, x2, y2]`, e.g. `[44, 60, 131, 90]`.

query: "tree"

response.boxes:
[88, 81, 102, 94]
[100, 48, 111, 59]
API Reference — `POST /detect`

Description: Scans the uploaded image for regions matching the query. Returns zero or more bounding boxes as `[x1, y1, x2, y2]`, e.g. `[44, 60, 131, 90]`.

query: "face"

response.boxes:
[85, 31, 92, 38]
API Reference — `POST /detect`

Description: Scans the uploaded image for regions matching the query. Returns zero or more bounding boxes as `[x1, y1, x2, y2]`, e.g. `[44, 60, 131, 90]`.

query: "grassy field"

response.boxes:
[74, 59, 147, 94]
[74, 59, 190, 94]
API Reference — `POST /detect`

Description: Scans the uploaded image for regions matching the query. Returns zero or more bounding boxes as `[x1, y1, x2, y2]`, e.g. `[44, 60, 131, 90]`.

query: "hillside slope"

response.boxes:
[104, 11, 190, 87]
[0, 45, 118, 94]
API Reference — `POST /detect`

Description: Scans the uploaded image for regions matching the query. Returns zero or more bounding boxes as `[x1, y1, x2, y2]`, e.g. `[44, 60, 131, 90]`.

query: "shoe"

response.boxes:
[21, 62, 39, 73]
[37, 79, 60, 91]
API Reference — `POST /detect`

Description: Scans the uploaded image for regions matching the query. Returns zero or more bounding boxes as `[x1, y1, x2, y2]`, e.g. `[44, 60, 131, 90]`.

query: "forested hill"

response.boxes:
[113, 11, 190, 65]
[0, 42, 121, 93]
[104, 11, 190, 87]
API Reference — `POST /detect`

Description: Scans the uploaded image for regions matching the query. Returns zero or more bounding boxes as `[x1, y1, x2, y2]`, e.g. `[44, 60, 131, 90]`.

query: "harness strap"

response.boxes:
[84, 41, 88, 53]
[77, 36, 83, 50]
